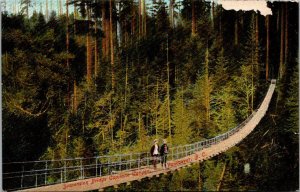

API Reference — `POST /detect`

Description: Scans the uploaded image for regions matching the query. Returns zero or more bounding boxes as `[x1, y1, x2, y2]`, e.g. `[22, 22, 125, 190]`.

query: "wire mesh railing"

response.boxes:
[3, 81, 276, 191]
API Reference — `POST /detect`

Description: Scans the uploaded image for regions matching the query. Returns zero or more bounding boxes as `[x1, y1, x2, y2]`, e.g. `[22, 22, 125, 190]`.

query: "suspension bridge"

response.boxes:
[3, 80, 276, 192]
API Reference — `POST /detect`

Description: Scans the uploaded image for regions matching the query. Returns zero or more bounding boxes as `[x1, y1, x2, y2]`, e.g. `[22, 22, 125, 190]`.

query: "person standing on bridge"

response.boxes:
[150, 139, 159, 169]
[160, 139, 169, 169]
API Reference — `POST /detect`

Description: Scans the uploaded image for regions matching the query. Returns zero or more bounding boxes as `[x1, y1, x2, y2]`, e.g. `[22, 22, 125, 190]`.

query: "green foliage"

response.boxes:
[202, 160, 224, 191]
[285, 66, 299, 138]
[172, 87, 193, 146]
[233, 65, 256, 119]
[211, 85, 237, 132]
[190, 73, 213, 138]
[2, 1, 299, 191]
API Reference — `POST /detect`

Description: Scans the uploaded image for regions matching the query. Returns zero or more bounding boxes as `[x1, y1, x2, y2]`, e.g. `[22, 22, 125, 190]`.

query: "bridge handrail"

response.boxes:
[3, 81, 276, 191]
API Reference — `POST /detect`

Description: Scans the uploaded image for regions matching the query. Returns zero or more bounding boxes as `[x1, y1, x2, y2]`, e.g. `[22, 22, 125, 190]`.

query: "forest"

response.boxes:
[2, 0, 299, 191]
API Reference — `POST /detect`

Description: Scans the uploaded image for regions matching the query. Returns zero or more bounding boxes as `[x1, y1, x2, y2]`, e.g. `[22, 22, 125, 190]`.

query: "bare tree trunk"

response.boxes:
[277, 9, 280, 32]
[86, 5, 92, 83]
[142, 0, 146, 36]
[169, 0, 175, 28]
[211, 2, 215, 29]
[106, 19, 110, 58]
[279, 5, 285, 79]
[101, 4, 106, 59]
[138, 112, 141, 141]
[66, 0, 70, 108]
[124, 59, 128, 108]
[266, 15, 269, 80]
[255, 14, 259, 75]
[284, 3, 288, 68]
[205, 48, 210, 122]
[73, 80, 77, 113]
[131, 3, 136, 41]
[167, 62, 171, 144]
[95, 18, 98, 78]
[74, 2, 76, 33]
[166, 34, 171, 144]
[155, 79, 159, 138]
[110, 0, 115, 90]
[125, 20, 128, 46]
[66, 0, 69, 68]
[59, 0, 62, 15]
[181, 86, 184, 131]
[138, 0, 141, 39]
[217, 162, 227, 191]
[46, 0, 49, 20]
[234, 15, 238, 46]
[110, 95, 114, 147]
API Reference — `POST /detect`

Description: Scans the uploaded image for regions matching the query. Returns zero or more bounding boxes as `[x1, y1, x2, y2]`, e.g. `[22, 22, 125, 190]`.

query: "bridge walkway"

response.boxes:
[3, 80, 276, 192]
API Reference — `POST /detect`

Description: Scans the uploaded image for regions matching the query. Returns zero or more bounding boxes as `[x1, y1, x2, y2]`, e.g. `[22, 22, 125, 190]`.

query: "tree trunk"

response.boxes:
[74, 2, 76, 33]
[266, 15, 269, 80]
[142, 0, 146, 36]
[169, 0, 175, 28]
[106, 18, 110, 58]
[198, 162, 202, 191]
[255, 15, 259, 49]
[73, 80, 77, 113]
[138, 112, 141, 141]
[86, 5, 92, 83]
[277, 9, 280, 32]
[251, 46, 254, 113]
[66, 0, 69, 68]
[95, 18, 98, 78]
[217, 162, 227, 191]
[181, 86, 184, 131]
[234, 15, 238, 46]
[66, 0, 70, 108]
[110, 95, 114, 146]
[166, 35, 171, 144]
[138, 0, 142, 39]
[279, 5, 285, 79]
[110, 0, 115, 90]
[205, 48, 210, 122]
[284, 3, 288, 68]
[124, 59, 128, 108]
[191, 0, 196, 36]
[59, 0, 62, 15]
[46, 0, 48, 20]
[211, 2, 215, 29]
[101, 4, 106, 59]
[156, 79, 159, 138]
[255, 14, 259, 75]
[167, 62, 171, 144]
[132, 4, 136, 39]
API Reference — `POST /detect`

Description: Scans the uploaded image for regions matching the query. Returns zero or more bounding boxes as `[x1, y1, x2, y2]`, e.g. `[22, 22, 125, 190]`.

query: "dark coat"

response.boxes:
[160, 144, 169, 156]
